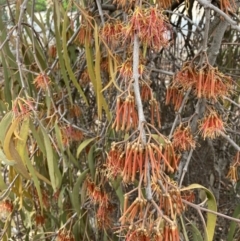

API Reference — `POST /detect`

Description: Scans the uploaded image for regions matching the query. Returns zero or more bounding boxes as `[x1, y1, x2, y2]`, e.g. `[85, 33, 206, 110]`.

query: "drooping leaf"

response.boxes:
[41, 127, 62, 191]
[77, 137, 96, 158]
[227, 203, 240, 241]
[181, 184, 217, 241]
[62, 2, 88, 105]
[0, 112, 13, 145]
[88, 145, 95, 178]
[71, 169, 89, 214]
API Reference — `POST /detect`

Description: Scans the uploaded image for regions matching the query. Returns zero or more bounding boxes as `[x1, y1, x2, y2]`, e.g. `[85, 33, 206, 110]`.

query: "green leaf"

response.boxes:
[181, 184, 217, 241]
[41, 127, 62, 191]
[88, 145, 95, 178]
[29, 120, 46, 155]
[227, 203, 240, 241]
[186, 222, 204, 241]
[71, 169, 89, 214]
[53, 2, 73, 104]
[77, 137, 96, 158]
[0, 149, 16, 166]
[62, 3, 88, 105]
[0, 112, 13, 145]
[85, 29, 110, 120]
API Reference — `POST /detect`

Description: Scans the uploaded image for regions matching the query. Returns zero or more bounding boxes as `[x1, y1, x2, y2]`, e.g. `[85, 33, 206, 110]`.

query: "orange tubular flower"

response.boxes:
[112, 95, 139, 132]
[33, 73, 51, 90]
[199, 110, 225, 139]
[227, 152, 240, 183]
[119, 197, 147, 225]
[141, 82, 152, 101]
[165, 86, 184, 111]
[123, 7, 169, 51]
[0, 200, 13, 221]
[100, 20, 123, 49]
[196, 66, 232, 100]
[150, 99, 161, 128]
[172, 125, 196, 151]
[106, 143, 124, 178]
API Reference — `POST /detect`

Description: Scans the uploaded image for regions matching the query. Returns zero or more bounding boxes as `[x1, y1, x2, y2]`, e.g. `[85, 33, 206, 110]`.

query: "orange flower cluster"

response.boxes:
[77, 23, 92, 46]
[56, 229, 75, 241]
[141, 82, 152, 101]
[61, 125, 83, 147]
[199, 110, 225, 139]
[100, 20, 123, 49]
[119, 58, 145, 81]
[124, 7, 169, 51]
[118, 185, 182, 241]
[0, 200, 13, 221]
[12, 97, 35, 118]
[165, 86, 184, 111]
[152, 179, 185, 219]
[172, 125, 196, 151]
[33, 73, 51, 90]
[150, 98, 161, 128]
[120, 196, 147, 225]
[220, 0, 236, 13]
[169, 62, 232, 102]
[156, 0, 173, 9]
[106, 133, 179, 184]
[195, 66, 232, 100]
[35, 214, 45, 226]
[112, 96, 139, 132]
[227, 152, 240, 183]
[85, 177, 113, 229]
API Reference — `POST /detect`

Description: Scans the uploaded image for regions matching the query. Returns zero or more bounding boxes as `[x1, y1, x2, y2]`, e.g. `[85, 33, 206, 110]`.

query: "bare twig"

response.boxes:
[183, 199, 240, 223]
[196, 0, 240, 32]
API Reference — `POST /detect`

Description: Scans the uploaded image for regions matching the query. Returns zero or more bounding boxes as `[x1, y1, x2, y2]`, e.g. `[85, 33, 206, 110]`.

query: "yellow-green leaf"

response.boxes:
[71, 169, 89, 214]
[181, 184, 217, 241]
[41, 127, 62, 191]
[77, 137, 96, 158]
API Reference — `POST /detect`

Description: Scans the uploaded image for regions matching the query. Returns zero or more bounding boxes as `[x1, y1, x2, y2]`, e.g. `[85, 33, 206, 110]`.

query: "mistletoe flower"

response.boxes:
[199, 110, 225, 139]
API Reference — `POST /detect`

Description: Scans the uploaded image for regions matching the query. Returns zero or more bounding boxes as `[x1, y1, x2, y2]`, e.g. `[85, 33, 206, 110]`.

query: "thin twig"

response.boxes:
[183, 199, 240, 223]
[196, 0, 240, 32]
[220, 131, 240, 151]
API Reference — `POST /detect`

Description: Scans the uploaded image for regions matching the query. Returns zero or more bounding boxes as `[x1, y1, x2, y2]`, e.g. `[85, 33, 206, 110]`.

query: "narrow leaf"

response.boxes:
[77, 137, 96, 158]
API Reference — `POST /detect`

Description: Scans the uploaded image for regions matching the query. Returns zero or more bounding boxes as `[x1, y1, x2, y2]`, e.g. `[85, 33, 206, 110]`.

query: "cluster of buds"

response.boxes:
[56, 229, 75, 241]
[149, 98, 161, 128]
[77, 22, 92, 46]
[35, 214, 45, 226]
[84, 177, 112, 228]
[33, 73, 51, 91]
[100, 20, 123, 49]
[0, 199, 13, 221]
[195, 65, 232, 100]
[124, 7, 170, 51]
[152, 179, 185, 218]
[156, 0, 173, 9]
[165, 86, 184, 111]
[12, 97, 35, 119]
[170, 62, 232, 102]
[140, 81, 152, 101]
[172, 125, 196, 151]
[61, 125, 83, 147]
[119, 58, 145, 82]
[106, 132, 179, 184]
[118, 187, 182, 241]
[227, 152, 240, 184]
[220, 0, 236, 13]
[199, 109, 225, 139]
[112, 95, 138, 132]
